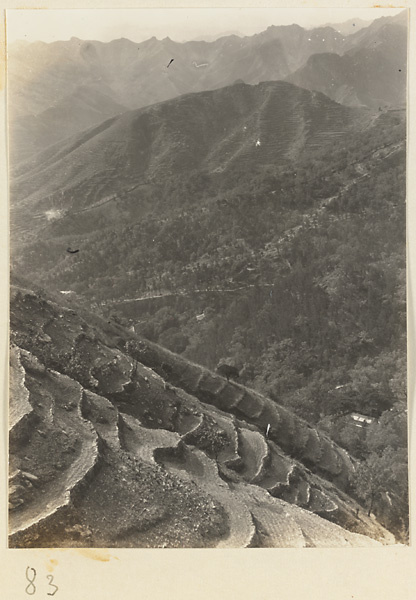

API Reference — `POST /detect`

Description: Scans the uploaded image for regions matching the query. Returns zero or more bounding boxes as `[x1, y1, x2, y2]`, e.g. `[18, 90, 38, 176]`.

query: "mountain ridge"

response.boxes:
[10, 79, 371, 230]
[8, 11, 406, 162]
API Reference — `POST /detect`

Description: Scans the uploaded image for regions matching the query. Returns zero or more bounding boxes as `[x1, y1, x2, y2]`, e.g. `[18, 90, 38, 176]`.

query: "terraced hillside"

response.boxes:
[9, 282, 395, 548]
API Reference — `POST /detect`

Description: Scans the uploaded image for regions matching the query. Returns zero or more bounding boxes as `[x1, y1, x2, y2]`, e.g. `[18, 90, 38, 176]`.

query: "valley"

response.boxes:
[8, 9, 408, 548]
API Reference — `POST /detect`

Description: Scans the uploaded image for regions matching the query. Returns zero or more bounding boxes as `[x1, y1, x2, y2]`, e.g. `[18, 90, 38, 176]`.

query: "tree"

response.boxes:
[216, 363, 240, 381]
[352, 452, 389, 516]
[158, 327, 189, 353]
[366, 404, 407, 454]
[352, 447, 408, 519]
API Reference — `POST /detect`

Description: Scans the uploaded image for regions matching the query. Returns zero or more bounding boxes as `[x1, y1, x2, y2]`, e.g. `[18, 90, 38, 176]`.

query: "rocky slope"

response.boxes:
[9, 282, 395, 548]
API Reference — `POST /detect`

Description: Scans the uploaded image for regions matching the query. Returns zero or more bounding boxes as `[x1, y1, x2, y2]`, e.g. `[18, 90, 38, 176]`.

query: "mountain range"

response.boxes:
[8, 10, 408, 547]
[8, 10, 407, 163]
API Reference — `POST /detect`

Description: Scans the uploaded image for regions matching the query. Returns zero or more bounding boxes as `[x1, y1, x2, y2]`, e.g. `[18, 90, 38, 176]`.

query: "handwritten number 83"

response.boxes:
[25, 567, 58, 596]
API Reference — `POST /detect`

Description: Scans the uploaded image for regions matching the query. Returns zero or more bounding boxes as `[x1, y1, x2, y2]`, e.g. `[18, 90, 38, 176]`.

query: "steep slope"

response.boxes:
[10, 80, 371, 243]
[8, 24, 348, 118]
[287, 22, 407, 108]
[9, 282, 394, 548]
[344, 22, 407, 106]
[9, 94, 405, 329]
[287, 53, 366, 107]
[10, 85, 127, 164]
[7, 12, 406, 164]
[341, 9, 407, 50]
[6, 21, 364, 162]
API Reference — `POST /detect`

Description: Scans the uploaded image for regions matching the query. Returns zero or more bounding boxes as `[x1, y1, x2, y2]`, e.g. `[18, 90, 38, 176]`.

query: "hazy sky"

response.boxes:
[6, 7, 404, 45]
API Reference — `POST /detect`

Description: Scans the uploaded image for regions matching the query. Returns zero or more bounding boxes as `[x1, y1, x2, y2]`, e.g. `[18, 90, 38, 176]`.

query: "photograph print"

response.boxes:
[7, 7, 409, 548]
